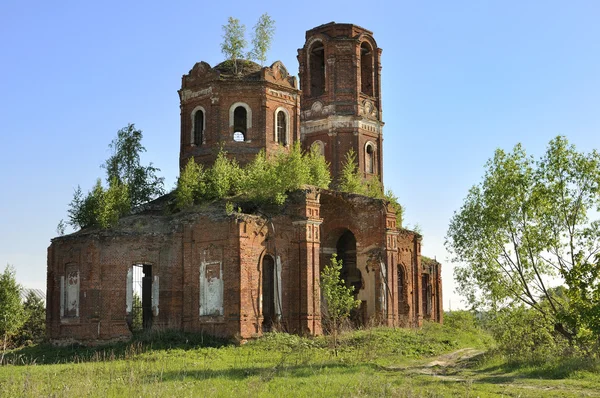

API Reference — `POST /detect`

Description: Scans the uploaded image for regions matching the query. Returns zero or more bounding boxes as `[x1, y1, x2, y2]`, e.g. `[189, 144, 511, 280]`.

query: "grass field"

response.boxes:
[1, 322, 599, 397]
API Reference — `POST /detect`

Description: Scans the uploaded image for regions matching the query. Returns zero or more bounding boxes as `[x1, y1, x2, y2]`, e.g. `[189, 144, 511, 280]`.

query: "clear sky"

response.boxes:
[1, 1, 599, 310]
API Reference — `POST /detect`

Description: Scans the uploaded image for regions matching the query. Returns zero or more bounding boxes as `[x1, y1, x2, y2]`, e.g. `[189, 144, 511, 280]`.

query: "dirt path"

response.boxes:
[377, 347, 485, 379]
[379, 348, 600, 397]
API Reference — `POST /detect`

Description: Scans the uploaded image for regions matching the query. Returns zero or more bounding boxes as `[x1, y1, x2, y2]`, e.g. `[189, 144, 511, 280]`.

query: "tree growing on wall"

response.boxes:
[67, 124, 163, 230]
[248, 13, 275, 66]
[446, 136, 600, 346]
[0, 265, 24, 362]
[221, 17, 247, 74]
[176, 144, 331, 208]
[103, 123, 164, 208]
[321, 254, 360, 355]
[338, 149, 404, 227]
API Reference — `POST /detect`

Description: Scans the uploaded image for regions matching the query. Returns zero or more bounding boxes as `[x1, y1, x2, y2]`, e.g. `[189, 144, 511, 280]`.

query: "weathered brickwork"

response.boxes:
[47, 22, 442, 344]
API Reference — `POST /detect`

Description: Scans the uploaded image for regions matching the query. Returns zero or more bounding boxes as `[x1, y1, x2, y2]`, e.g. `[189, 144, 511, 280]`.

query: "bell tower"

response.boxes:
[298, 22, 384, 183]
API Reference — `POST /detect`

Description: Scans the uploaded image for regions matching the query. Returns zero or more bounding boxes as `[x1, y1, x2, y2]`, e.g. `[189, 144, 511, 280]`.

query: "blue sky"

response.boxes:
[1, 1, 599, 310]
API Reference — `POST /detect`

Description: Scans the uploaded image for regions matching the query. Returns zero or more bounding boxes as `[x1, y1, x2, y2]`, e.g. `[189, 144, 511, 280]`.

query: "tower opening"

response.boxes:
[360, 42, 374, 96]
[276, 110, 287, 145]
[233, 106, 247, 141]
[193, 110, 204, 145]
[365, 143, 374, 174]
[309, 42, 325, 97]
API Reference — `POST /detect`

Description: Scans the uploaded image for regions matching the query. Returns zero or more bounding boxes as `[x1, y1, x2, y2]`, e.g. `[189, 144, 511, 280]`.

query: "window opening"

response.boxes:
[397, 266, 407, 314]
[262, 255, 276, 332]
[276, 111, 287, 145]
[366, 144, 374, 174]
[127, 264, 153, 333]
[311, 140, 325, 156]
[360, 42, 374, 96]
[422, 274, 432, 318]
[233, 106, 247, 141]
[193, 110, 204, 145]
[62, 265, 79, 318]
[310, 43, 325, 97]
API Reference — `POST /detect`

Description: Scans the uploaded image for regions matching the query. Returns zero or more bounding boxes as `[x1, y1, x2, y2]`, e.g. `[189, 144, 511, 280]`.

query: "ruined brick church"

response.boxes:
[46, 22, 443, 343]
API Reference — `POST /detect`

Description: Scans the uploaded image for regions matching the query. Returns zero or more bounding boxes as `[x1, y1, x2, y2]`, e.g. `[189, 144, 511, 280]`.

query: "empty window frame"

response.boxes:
[229, 102, 252, 142]
[191, 106, 205, 146]
[309, 41, 325, 97]
[360, 42, 374, 96]
[61, 264, 79, 318]
[126, 264, 158, 332]
[274, 108, 289, 145]
[365, 142, 375, 174]
[310, 140, 325, 156]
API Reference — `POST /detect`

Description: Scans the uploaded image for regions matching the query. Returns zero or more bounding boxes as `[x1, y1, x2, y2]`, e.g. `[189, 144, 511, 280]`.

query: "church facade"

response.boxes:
[46, 22, 443, 343]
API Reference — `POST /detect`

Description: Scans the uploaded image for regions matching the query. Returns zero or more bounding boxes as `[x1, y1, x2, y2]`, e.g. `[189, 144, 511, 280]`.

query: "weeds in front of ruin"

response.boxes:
[1, 324, 599, 397]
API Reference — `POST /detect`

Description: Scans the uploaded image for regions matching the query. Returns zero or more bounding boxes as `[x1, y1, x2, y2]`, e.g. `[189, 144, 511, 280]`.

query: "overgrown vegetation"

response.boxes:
[221, 14, 276, 73]
[320, 254, 360, 355]
[337, 149, 404, 226]
[248, 13, 275, 66]
[65, 124, 164, 230]
[0, 265, 45, 363]
[4, 321, 598, 397]
[0, 265, 24, 361]
[447, 136, 600, 352]
[176, 143, 331, 209]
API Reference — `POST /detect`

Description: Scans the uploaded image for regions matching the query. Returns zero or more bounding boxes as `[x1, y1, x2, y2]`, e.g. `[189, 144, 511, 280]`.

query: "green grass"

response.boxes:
[1, 323, 598, 397]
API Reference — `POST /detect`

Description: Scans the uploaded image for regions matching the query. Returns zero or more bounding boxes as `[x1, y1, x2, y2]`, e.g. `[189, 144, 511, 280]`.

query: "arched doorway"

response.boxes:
[336, 230, 365, 325]
[262, 255, 276, 332]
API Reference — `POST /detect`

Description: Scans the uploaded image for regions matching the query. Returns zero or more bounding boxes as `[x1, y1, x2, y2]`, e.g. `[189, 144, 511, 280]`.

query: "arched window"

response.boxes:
[192, 108, 204, 145]
[360, 42, 374, 96]
[365, 142, 375, 174]
[229, 102, 252, 142]
[309, 41, 325, 97]
[274, 108, 289, 145]
[311, 140, 325, 156]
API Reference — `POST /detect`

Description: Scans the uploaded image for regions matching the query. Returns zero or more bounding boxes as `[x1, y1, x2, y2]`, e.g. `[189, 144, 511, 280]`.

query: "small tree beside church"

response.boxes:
[0, 265, 24, 362]
[321, 254, 360, 355]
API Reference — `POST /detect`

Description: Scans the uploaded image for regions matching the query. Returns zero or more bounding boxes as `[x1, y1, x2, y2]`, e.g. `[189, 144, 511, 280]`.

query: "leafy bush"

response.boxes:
[489, 306, 570, 364]
[443, 310, 481, 333]
[15, 291, 45, 347]
[177, 143, 331, 209]
[68, 178, 130, 229]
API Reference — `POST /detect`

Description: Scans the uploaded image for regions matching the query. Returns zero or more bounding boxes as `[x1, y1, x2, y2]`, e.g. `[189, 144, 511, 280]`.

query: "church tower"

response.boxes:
[178, 60, 300, 170]
[298, 22, 384, 183]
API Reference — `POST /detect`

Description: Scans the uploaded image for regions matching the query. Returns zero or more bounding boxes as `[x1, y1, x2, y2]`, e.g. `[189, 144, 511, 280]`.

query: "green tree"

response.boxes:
[306, 144, 331, 189]
[205, 149, 244, 199]
[68, 178, 130, 229]
[338, 149, 366, 195]
[67, 124, 162, 230]
[175, 159, 207, 209]
[16, 291, 45, 346]
[249, 13, 275, 66]
[221, 17, 247, 74]
[0, 265, 24, 360]
[321, 254, 361, 355]
[103, 123, 164, 208]
[446, 136, 600, 344]
[384, 189, 404, 227]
